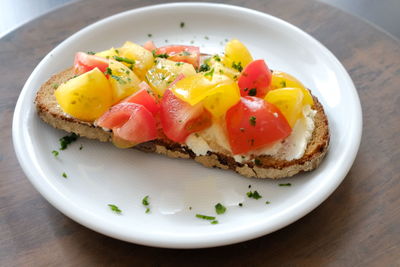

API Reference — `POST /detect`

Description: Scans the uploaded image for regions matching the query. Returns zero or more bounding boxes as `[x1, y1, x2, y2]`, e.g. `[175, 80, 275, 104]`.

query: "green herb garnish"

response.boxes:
[62, 172, 67, 178]
[279, 183, 292, 187]
[280, 81, 287, 88]
[79, 144, 83, 150]
[59, 133, 79, 150]
[105, 67, 112, 75]
[213, 54, 221, 62]
[196, 214, 216, 220]
[247, 190, 262, 200]
[113, 55, 135, 65]
[215, 203, 227, 214]
[199, 63, 210, 72]
[180, 22, 185, 28]
[238, 203, 243, 207]
[248, 88, 257, 96]
[52, 150, 59, 157]
[211, 220, 219, 224]
[142, 195, 150, 206]
[52, 83, 59, 89]
[204, 36, 209, 40]
[147, 33, 152, 37]
[249, 116, 256, 126]
[108, 204, 122, 214]
[231, 61, 243, 72]
[175, 62, 184, 66]
[182, 51, 191, 56]
[86, 51, 95, 55]
[254, 158, 262, 166]
[152, 50, 169, 59]
[265, 201, 271, 204]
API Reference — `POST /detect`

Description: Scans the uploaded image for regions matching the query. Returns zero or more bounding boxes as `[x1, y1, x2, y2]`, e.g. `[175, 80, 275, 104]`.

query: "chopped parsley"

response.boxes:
[247, 190, 262, 200]
[199, 63, 210, 72]
[215, 203, 226, 214]
[62, 172, 67, 178]
[279, 183, 292, 187]
[280, 81, 287, 87]
[231, 61, 243, 72]
[52, 83, 59, 89]
[265, 201, 271, 204]
[211, 220, 219, 224]
[175, 62, 184, 66]
[142, 195, 150, 206]
[248, 88, 257, 96]
[249, 116, 256, 126]
[147, 33, 152, 37]
[152, 50, 169, 59]
[213, 54, 221, 62]
[248, 185, 252, 188]
[86, 51, 95, 55]
[113, 55, 135, 65]
[59, 133, 79, 150]
[204, 36, 209, 40]
[108, 204, 122, 214]
[238, 203, 243, 207]
[196, 214, 216, 220]
[105, 67, 112, 75]
[254, 158, 262, 166]
[204, 68, 214, 79]
[52, 150, 59, 157]
[180, 22, 185, 28]
[182, 51, 191, 56]
[142, 196, 150, 213]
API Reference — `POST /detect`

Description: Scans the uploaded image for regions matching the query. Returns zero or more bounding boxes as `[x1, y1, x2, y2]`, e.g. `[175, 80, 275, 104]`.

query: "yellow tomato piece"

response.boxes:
[270, 70, 313, 106]
[171, 73, 231, 106]
[222, 39, 253, 71]
[119, 41, 154, 80]
[108, 60, 141, 103]
[146, 59, 196, 97]
[203, 82, 240, 118]
[95, 47, 119, 59]
[207, 57, 240, 81]
[265, 87, 304, 127]
[55, 68, 113, 122]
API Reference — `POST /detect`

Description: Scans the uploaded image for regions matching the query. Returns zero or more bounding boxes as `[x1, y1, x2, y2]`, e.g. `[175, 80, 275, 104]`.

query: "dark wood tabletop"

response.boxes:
[1, 0, 399, 265]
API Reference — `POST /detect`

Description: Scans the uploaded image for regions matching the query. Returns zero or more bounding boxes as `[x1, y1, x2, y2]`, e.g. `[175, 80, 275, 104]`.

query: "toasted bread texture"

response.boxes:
[35, 68, 330, 179]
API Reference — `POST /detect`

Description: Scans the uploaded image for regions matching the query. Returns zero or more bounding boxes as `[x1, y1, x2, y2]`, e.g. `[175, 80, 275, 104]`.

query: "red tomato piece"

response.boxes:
[225, 96, 292, 155]
[238, 59, 272, 98]
[96, 102, 157, 144]
[122, 82, 160, 116]
[73, 52, 109, 75]
[160, 90, 212, 143]
[143, 40, 157, 52]
[156, 45, 200, 69]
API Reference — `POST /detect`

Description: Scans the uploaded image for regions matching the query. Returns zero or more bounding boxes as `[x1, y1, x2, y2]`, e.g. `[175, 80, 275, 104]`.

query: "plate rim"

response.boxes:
[12, 2, 362, 248]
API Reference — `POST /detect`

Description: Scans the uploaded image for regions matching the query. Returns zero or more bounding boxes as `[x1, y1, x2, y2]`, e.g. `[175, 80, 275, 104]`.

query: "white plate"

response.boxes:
[13, 3, 362, 248]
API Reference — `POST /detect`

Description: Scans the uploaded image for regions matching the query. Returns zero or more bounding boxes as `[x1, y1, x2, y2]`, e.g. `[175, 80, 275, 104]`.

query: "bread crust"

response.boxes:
[35, 68, 330, 179]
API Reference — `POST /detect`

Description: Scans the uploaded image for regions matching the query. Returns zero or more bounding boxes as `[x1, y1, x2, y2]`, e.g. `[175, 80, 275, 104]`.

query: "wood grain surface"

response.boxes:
[1, 0, 399, 266]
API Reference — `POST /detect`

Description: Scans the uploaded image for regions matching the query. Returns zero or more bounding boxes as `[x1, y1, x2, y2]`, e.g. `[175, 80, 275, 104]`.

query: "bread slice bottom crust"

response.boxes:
[35, 68, 330, 179]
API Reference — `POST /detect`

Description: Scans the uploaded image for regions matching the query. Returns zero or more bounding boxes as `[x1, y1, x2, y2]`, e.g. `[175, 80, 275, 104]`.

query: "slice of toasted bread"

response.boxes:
[35, 68, 329, 179]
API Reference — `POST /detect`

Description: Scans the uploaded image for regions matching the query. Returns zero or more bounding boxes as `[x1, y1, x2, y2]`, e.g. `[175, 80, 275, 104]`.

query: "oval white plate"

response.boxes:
[13, 3, 362, 248]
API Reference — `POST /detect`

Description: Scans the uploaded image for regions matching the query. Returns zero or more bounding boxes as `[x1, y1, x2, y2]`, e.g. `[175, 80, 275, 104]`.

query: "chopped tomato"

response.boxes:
[143, 40, 157, 52]
[96, 103, 157, 146]
[238, 59, 272, 98]
[225, 97, 292, 155]
[160, 90, 212, 143]
[156, 45, 200, 69]
[122, 82, 160, 116]
[73, 52, 109, 75]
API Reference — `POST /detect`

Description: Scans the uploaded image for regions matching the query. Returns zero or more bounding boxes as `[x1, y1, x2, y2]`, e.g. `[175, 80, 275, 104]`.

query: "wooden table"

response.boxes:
[1, 0, 399, 265]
